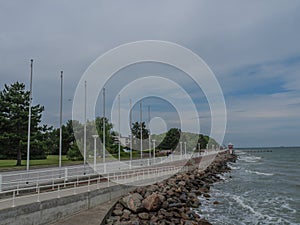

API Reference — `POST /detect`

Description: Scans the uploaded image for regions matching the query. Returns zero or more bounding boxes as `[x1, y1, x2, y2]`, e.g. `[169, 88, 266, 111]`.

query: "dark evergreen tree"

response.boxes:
[0, 82, 46, 165]
[131, 121, 149, 139]
[157, 128, 181, 150]
[197, 134, 208, 150]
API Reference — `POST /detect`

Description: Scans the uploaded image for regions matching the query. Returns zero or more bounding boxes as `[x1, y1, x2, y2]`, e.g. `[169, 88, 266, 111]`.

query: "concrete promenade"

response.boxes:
[0, 150, 225, 225]
[50, 198, 119, 225]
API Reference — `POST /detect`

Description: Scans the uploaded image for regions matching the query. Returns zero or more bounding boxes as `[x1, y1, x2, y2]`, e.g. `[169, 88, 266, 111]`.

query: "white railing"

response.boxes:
[0, 150, 227, 192]
[0, 165, 183, 210]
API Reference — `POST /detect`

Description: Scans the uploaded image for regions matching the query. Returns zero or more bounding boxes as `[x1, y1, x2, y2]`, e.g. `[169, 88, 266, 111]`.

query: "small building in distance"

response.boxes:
[228, 142, 234, 154]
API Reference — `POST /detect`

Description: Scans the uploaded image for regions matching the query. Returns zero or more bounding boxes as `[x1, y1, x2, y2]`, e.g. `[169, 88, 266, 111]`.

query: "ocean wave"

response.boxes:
[217, 174, 226, 181]
[239, 155, 261, 163]
[230, 194, 296, 224]
[228, 164, 240, 170]
[198, 189, 298, 225]
[245, 170, 274, 176]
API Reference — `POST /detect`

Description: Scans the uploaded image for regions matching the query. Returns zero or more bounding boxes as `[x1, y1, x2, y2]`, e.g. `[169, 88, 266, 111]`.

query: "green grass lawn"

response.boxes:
[0, 155, 83, 171]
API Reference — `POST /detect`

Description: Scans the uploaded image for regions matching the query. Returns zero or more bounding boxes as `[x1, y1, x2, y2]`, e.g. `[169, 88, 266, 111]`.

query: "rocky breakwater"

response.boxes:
[104, 152, 237, 225]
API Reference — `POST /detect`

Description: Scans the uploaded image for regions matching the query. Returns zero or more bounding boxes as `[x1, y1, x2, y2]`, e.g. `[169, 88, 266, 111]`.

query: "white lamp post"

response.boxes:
[59, 71, 63, 169]
[118, 94, 121, 161]
[140, 102, 143, 159]
[130, 99, 132, 168]
[184, 142, 187, 157]
[102, 88, 106, 173]
[92, 135, 99, 172]
[180, 141, 183, 159]
[152, 140, 156, 161]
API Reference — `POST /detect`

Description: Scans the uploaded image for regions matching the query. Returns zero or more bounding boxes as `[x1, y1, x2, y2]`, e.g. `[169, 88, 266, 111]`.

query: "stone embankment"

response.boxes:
[103, 152, 237, 225]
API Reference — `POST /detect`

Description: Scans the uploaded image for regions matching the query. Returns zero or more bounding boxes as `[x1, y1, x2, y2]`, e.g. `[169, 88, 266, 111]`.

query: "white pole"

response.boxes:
[180, 141, 183, 159]
[83, 81, 87, 174]
[0, 174, 2, 192]
[92, 135, 99, 172]
[153, 140, 156, 160]
[118, 94, 121, 161]
[184, 142, 187, 156]
[148, 105, 151, 159]
[59, 71, 63, 168]
[26, 59, 33, 171]
[130, 99, 132, 165]
[140, 102, 142, 159]
[103, 88, 106, 164]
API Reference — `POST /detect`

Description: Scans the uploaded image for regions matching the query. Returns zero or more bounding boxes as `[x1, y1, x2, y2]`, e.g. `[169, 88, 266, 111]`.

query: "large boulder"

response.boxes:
[119, 193, 144, 213]
[142, 193, 162, 211]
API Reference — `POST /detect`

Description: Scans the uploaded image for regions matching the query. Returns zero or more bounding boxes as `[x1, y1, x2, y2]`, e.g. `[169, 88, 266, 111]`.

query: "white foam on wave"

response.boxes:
[197, 188, 298, 225]
[245, 170, 274, 176]
[281, 203, 297, 214]
[239, 155, 261, 163]
[228, 164, 240, 170]
[217, 174, 226, 181]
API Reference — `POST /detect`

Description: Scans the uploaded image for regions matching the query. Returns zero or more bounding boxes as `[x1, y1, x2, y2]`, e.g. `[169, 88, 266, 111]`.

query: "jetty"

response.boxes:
[241, 149, 273, 153]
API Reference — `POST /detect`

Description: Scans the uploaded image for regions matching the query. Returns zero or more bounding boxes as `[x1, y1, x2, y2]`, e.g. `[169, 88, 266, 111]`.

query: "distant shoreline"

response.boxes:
[235, 146, 300, 149]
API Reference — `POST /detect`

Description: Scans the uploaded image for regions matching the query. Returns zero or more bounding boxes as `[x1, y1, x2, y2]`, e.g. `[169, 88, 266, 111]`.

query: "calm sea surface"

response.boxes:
[197, 147, 300, 225]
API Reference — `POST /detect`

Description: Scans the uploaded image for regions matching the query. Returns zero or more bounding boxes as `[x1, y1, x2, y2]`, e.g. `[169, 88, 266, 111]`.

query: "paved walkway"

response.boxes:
[50, 198, 119, 225]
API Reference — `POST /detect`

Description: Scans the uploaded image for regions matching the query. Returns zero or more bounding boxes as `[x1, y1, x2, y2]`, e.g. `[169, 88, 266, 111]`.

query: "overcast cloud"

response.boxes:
[1, 0, 300, 147]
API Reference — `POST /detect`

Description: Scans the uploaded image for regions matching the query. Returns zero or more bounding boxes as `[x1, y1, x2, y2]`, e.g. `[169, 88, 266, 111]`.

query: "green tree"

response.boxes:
[157, 128, 181, 150]
[49, 120, 76, 155]
[131, 121, 149, 139]
[67, 141, 83, 161]
[197, 134, 208, 150]
[95, 117, 118, 153]
[0, 82, 46, 165]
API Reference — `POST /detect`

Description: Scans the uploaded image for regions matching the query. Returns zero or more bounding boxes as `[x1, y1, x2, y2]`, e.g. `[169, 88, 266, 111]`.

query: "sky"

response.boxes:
[0, 0, 300, 147]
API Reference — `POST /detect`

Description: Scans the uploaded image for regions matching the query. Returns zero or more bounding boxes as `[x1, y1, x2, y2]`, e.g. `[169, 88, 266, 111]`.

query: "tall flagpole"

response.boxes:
[140, 102, 143, 159]
[103, 88, 106, 163]
[130, 99, 132, 164]
[148, 105, 151, 159]
[118, 94, 121, 161]
[83, 81, 87, 174]
[26, 59, 33, 171]
[59, 71, 63, 168]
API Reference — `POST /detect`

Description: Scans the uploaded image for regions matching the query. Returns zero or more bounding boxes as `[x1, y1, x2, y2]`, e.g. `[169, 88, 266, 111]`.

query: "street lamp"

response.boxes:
[118, 94, 121, 161]
[92, 135, 99, 172]
[59, 71, 63, 169]
[130, 99, 132, 169]
[152, 140, 156, 161]
[180, 141, 183, 159]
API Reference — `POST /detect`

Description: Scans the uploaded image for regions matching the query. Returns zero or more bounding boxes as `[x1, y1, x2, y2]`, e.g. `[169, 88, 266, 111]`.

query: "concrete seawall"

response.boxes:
[0, 151, 228, 225]
[0, 184, 135, 225]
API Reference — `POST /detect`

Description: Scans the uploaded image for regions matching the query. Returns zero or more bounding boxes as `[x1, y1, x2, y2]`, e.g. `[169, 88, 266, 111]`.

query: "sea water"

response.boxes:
[197, 147, 300, 225]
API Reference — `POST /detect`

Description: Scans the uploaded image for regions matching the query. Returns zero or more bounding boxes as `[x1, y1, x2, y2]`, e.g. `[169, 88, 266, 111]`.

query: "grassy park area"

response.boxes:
[0, 155, 83, 171]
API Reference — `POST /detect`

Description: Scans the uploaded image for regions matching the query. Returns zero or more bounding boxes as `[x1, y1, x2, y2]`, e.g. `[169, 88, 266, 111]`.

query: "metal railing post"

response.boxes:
[0, 174, 2, 192]
[37, 187, 40, 202]
[12, 190, 15, 207]
[57, 184, 60, 198]
[64, 167, 68, 182]
[73, 182, 77, 195]
[16, 182, 20, 195]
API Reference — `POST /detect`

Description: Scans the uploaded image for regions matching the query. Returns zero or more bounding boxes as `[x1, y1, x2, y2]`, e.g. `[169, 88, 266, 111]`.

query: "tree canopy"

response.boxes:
[131, 121, 149, 140]
[0, 82, 47, 165]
